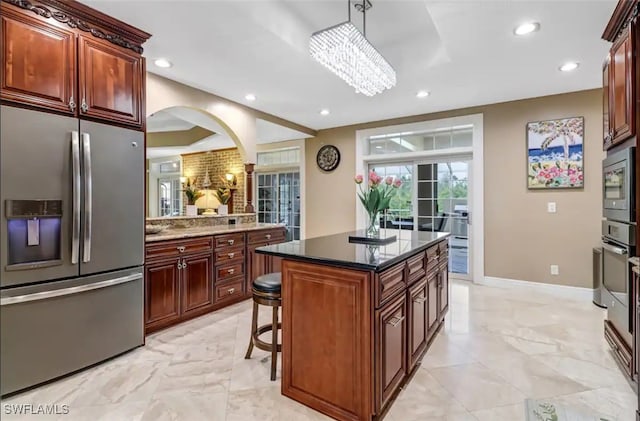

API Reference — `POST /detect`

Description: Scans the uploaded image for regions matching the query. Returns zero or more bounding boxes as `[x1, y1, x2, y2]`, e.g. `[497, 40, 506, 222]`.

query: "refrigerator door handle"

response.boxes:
[82, 133, 92, 263]
[0, 273, 142, 306]
[71, 132, 81, 265]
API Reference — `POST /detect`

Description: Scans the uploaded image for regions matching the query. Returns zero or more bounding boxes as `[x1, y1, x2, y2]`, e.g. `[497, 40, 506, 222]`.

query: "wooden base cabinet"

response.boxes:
[375, 293, 407, 413]
[181, 253, 214, 316]
[281, 238, 450, 421]
[144, 227, 286, 334]
[145, 258, 181, 330]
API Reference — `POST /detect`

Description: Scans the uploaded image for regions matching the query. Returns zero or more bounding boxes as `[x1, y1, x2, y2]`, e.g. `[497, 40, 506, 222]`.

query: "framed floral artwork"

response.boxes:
[527, 116, 584, 189]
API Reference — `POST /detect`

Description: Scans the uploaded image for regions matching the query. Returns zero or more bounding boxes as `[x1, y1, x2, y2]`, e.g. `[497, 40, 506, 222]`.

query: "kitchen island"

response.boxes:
[257, 229, 450, 421]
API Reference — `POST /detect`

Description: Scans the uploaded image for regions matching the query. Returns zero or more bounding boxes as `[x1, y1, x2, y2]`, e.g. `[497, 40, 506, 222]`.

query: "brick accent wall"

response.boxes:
[182, 148, 245, 214]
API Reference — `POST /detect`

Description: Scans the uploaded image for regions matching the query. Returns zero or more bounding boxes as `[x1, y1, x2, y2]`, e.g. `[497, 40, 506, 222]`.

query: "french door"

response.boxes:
[256, 171, 301, 240]
[369, 159, 471, 280]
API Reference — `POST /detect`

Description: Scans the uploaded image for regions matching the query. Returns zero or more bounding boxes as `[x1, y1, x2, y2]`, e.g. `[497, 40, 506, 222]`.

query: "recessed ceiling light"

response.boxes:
[514, 22, 540, 36]
[375, 145, 383, 149]
[559, 62, 579, 72]
[154, 58, 172, 68]
[245, 93, 256, 101]
[320, 109, 330, 116]
[416, 90, 430, 98]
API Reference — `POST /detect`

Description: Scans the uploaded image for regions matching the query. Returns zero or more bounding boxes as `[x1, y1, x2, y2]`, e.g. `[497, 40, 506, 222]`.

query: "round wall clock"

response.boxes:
[316, 145, 341, 172]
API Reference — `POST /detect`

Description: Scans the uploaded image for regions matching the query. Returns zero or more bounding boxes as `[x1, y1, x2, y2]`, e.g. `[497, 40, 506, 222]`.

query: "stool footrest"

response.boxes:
[252, 323, 282, 353]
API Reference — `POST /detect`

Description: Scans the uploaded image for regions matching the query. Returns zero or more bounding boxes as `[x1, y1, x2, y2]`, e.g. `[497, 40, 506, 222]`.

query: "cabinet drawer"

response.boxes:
[214, 233, 245, 249]
[407, 252, 426, 284]
[216, 262, 245, 282]
[439, 241, 449, 254]
[215, 278, 244, 303]
[376, 262, 406, 307]
[604, 320, 632, 377]
[215, 246, 245, 265]
[146, 237, 213, 261]
[247, 228, 286, 245]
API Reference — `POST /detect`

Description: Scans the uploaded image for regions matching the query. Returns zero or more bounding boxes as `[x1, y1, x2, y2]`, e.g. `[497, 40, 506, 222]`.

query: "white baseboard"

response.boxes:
[477, 276, 594, 302]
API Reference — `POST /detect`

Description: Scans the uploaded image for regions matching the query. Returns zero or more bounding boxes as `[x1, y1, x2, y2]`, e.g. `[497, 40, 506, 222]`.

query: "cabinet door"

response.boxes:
[375, 293, 407, 413]
[1, 4, 76, 114]
[439, 264, 449, 318]
[634, 268, 639, 381]
[603, 54, 612, 149]
[78, 35, 143, 128]
[609, 26, 635, 146]
[181, 253, 214, 315]
[247, 243, 269, 293]
[427, 273, 439, 339]
[145, 259, 180, 329]
[408, 278, 428, 370]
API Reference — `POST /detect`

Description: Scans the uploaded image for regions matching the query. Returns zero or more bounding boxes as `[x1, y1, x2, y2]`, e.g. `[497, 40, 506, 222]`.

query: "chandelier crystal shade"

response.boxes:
[310, 21, 396, 96]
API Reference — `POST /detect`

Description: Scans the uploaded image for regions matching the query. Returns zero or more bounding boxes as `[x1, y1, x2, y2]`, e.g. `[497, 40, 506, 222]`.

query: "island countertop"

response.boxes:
[256, 229, 449, 272]
[145, 223, 283, 242]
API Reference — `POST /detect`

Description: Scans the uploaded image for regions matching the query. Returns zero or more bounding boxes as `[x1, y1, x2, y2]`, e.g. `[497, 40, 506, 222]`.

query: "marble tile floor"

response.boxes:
[2, 280, 636, 421]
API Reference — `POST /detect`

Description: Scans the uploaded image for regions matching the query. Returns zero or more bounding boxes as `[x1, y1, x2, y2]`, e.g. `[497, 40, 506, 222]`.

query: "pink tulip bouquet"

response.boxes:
[355, 171, 402, 235]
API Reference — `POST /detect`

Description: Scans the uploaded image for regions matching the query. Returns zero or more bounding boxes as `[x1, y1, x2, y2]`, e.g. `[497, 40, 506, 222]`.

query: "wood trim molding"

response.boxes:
[603, 0, 639, 42]
[2, 0, 151, 53]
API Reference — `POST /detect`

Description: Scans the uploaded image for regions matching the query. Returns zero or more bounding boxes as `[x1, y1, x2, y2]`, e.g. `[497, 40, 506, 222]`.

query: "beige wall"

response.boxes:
[306, 89, 603, 288]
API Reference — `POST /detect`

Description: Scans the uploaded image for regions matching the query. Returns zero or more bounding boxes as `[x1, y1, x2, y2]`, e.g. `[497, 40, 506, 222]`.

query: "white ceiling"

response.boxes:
[146, 107, 308, 158]
[85, 0, 615, 130]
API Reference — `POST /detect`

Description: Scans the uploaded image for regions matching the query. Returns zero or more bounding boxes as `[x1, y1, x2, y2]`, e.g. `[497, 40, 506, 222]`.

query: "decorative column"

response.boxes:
[244, 163, 255, 213]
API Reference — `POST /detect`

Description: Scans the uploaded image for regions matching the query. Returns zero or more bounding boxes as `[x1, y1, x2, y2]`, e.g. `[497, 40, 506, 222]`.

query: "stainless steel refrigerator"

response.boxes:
[0, 105, 145, 396]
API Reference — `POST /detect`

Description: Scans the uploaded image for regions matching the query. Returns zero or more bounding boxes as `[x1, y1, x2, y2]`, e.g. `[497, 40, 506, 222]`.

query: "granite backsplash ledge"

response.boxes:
[146, 213, 256, 229]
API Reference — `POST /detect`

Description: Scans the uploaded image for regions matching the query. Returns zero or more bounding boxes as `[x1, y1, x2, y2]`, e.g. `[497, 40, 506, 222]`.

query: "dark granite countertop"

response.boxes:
[256, 229, 450, 272]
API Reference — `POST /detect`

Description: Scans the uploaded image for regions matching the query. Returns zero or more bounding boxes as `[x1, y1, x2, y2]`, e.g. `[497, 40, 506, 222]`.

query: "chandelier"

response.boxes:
[309, 0, 396, 97]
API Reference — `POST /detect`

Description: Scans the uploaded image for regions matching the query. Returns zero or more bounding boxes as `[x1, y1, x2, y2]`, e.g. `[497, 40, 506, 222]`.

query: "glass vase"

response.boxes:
[366, 211, 381, 237]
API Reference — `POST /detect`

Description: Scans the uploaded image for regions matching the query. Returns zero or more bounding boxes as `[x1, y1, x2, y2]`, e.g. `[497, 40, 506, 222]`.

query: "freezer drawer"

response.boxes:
[0, 268, 143, 396]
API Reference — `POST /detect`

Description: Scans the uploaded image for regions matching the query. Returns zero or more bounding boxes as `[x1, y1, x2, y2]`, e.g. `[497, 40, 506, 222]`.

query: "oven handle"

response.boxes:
[601, 242, 628, 255]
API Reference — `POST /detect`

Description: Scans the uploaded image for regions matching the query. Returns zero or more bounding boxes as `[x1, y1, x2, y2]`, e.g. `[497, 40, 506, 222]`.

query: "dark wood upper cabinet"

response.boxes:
[145, 258, 181, 329]
[606, 25, 636, 148]
[0, 0, 150, 129]
[78, 35, 144, 128]
[1, 3, 76, 115]
[375, 293, 407, 413]
[603, 54, 612, 148]
[181, 253, 213, 315]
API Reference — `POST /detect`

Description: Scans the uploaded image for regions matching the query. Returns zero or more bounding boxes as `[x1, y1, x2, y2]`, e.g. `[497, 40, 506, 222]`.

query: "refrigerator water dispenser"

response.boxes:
[5, 200, 62, 270]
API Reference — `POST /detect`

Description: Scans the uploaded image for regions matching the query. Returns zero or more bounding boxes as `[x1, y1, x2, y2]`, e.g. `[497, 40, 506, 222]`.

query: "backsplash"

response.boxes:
[147, 213, 256, 229]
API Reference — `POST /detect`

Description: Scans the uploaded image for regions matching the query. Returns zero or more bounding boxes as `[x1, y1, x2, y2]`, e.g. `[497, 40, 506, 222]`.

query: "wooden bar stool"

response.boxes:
[244, 272, 282, 381]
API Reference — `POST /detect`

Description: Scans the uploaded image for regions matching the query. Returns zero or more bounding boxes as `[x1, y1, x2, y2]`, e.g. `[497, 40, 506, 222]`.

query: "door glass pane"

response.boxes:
[256, 171, 301, 240]
[417, 161, 469, 275]
[368, 163, 413, 230]
[158, 177, 181, 217]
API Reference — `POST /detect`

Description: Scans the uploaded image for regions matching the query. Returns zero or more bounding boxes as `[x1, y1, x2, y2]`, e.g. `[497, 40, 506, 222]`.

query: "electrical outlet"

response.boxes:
[547, 202, 557, 213]
[550, 265, 559, 275]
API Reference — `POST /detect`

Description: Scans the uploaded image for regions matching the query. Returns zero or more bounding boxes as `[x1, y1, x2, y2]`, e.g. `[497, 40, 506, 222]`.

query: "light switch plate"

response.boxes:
[547, 202, 557, 213]
[550, 265, 559, 275]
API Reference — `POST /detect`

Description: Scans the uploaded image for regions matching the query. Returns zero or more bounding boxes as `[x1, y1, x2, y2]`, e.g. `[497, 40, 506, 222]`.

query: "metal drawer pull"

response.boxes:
[387, 315, 404, 328]
[228, 252, 235, 258]
[413, 296, 426, 304]
[227, 268, 235, 274]
[228, 239, 235, 245]
[228, 288, 235, 295]
[266, 234, 272, 240]
[177, 246, 185, 253]
[601, 242, 627, 255]
[1, 274, 141, 306]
